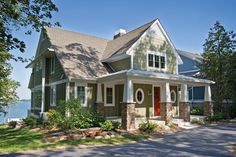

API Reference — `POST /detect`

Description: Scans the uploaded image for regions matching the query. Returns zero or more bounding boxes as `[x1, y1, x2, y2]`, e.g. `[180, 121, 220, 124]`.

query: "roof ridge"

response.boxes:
[44, 26, 110, 41]
[110, 18, 157, 42]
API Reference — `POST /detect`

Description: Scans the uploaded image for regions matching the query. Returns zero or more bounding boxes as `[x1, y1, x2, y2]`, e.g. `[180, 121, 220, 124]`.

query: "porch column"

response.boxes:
[204, 84, 213, 116]
[160, 82, 172, 124]
[40, 58, 45, 117]
[179, 84, 190, 122]
[95, 83, 105, 116]
[66, 82, 70, 101]
[121, 78, 136, 130]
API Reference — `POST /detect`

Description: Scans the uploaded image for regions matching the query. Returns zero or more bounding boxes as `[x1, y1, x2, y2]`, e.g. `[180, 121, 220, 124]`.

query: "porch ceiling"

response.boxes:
[97, 69, 214, 85]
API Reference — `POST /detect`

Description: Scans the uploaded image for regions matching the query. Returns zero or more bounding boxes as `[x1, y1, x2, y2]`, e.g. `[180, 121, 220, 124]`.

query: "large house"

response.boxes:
[27, 19, 214, 130]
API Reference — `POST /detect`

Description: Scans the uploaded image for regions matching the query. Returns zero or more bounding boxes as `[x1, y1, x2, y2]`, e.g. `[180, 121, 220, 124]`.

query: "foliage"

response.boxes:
[200, 21, 236, 113]
[0, 0, 60, 108]
[191, 119, 205, 125]
[207, 112, 229, 122]
[8, 121, 17, 128]
[190, 106, 203, 115]
[111, 121, 121, 130]
[139, 121, 159, 132]
[47, 99, 105, 130]
[23, 116, 38, 128]
[99, 120, 114, 131]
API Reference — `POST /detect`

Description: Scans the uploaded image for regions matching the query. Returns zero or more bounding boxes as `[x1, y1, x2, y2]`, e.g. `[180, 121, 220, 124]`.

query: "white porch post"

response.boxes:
[123, 78, 134, 103]
[204, 84, 213, 116]
[40, 58, 45, 115]
[66, 82, 70, 101]
[96, 83, 103, 103]
[161, 82, 171, 102]
[179, 83, 190, 121]
[74, 81, 78, 99]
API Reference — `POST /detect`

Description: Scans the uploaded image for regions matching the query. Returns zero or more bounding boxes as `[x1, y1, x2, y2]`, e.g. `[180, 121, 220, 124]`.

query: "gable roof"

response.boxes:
[44, 27, 110, 79]
[102, 19, 156, 60]
[177, 49, 202, 62]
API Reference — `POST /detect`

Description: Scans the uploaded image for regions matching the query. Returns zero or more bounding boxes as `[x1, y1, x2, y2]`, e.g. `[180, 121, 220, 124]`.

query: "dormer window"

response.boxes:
[148, 51, 166, 70]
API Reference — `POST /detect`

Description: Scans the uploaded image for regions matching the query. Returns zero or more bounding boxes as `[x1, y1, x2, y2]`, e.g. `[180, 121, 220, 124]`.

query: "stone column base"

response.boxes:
[95, 102, 105, 116]
[121, 102, 136, 130]
[204, 101, 213, 116]
[179, 102, 190, 122]
[160, 102, 172, 124]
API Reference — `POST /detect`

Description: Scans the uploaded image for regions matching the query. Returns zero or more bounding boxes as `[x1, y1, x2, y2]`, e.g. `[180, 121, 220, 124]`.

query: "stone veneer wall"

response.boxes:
[179, 102, 190, 122]
[203, 101, 214, 116]
[121, 102, 136, 130]
[160, 102, 172, 124]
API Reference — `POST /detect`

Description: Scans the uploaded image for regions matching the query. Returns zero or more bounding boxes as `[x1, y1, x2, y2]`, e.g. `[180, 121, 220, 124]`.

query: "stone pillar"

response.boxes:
[160, 102, 172, 124]
[204, 101, 213, 116]
[96, 102, 105, 116]
[121, 102, 136, 130]
[179, 84, 190, 122]
[204, 85, 213, 116]
[179, 102, 190, 121]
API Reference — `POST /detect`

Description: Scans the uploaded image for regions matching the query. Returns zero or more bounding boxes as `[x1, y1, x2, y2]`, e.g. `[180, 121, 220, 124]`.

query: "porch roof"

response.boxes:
[97, 69, 215, 85]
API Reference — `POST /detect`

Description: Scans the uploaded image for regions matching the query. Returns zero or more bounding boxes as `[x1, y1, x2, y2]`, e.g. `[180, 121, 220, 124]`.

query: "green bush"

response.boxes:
[190, 106, 203, 115]
[208, 112, 229, 122]
[47, 99, 105, 130]
[99, 120, 114, 131]
[139, 121, 158, 132]
[111, 121, 121, 129]
[8, 121, 17, 128]
[23, 116, 38, 127]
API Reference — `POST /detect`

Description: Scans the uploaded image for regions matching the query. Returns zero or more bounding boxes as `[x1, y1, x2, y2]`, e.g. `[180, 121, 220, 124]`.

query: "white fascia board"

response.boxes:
[101, 54, 130, 63]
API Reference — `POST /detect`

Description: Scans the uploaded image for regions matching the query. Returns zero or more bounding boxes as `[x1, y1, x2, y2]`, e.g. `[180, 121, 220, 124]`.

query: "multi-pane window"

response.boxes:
[148, 54, 153, 67]
[106, 87, 113, 104]
[77, 86, 85, 104]
[148, 53, 165, 69]
[161, 56, 165, 69]
[51, 56, 55, 74]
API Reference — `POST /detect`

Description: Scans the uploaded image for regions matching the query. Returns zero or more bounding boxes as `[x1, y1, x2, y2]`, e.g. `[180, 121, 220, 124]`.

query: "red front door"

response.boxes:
[154, 87, 161, 116]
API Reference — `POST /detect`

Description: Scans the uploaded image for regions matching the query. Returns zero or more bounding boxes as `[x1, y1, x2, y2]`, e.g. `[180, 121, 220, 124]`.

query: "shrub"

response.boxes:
[139, 121, 158, 132]
[23, 116, 38, 127]
[47, 99, 105, 130]
[111, 121, 121, 129]
[8, 121, 17, 128]
[99, 120, 114, 131]
[208, 112, 229, 122]
[190, 106, 203, 115]
[191, 119, 205, 125]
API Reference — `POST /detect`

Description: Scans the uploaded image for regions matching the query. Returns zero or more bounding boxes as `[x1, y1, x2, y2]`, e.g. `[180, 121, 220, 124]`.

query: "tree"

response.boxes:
[200, 21, 236, 113]
[0, 0, 60, 107]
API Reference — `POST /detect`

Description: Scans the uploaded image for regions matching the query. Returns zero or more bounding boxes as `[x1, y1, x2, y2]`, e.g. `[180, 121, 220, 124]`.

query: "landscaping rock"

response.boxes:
[95, 136, 103, 139]
[104, 135, 111, 139]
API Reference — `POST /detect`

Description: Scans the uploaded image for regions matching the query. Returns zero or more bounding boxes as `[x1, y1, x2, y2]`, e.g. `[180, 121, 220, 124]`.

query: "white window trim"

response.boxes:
[50, 56, 55, 74]
[50, 85, 56, 106]
[104, 84, 115, 107]
[135, 88, 144, 104]
[75, 82, 88, 107]
[170, 90, 177, 103]
[147, 50, 166, 72]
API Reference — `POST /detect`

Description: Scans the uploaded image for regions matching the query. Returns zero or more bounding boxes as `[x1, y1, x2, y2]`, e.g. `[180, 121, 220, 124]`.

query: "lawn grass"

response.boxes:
[0, 125, 150, 154]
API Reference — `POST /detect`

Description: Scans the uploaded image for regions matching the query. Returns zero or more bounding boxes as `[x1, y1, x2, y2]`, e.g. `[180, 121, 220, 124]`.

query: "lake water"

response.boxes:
[0, 100, 31, 124]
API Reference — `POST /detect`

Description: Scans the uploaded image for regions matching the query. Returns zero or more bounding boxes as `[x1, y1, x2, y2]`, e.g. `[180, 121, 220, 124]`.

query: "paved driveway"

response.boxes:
[1, 123, 236, 157]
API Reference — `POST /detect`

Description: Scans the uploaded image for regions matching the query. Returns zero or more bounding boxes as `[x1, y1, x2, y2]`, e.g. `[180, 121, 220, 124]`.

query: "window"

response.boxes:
[135, 88, 144, 104]
[148, 54, 153, 67]
[77, 86, 85, 104]
[161, 56, 165, 69]
[170, 90, 176, 103]
[105, 85, 114, 106]
[154, 55, 159, 68]
[51, 56, 55, 74]
[50, 86, 56, 106]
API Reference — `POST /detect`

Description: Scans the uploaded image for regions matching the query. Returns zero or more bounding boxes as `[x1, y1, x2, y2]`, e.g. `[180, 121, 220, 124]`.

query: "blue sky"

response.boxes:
[11, 0, 236, 99]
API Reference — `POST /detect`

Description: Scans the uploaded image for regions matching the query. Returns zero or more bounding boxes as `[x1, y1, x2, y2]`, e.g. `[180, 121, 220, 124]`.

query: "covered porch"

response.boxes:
[96, 69, 214, 130]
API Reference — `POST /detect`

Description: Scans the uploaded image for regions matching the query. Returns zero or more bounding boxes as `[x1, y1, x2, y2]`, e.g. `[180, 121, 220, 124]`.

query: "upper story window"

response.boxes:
[51, 56, 55, 74]
[148, 52, 166, 70]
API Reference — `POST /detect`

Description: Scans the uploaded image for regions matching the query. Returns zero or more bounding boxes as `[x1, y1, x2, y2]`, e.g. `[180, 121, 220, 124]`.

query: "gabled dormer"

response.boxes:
[102, 19, 182, 75]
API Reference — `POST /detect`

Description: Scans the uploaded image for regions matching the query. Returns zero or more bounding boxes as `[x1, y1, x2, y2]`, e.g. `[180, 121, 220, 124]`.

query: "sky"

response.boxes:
[10, 0, 236, 99]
